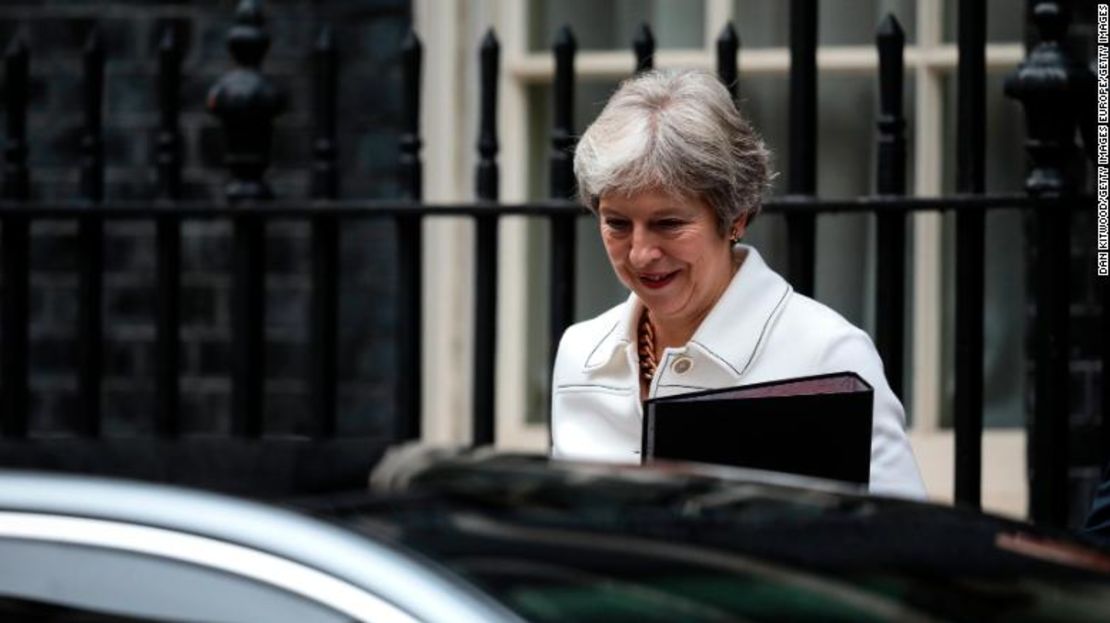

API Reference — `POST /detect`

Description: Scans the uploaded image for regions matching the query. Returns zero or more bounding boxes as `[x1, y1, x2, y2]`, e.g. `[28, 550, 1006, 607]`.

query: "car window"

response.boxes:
[0, 538, 356, 622]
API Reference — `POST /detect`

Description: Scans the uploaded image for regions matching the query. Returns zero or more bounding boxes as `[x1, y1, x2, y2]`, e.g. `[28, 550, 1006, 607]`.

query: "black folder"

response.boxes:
[642, 371, 874, 485]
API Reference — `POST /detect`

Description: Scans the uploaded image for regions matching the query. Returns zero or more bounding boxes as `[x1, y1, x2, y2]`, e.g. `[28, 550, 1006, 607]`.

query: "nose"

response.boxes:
[628, 225, 662, 268]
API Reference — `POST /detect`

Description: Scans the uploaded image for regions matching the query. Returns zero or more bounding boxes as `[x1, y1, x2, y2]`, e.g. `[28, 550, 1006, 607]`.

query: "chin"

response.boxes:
[639, 296, 682, 316]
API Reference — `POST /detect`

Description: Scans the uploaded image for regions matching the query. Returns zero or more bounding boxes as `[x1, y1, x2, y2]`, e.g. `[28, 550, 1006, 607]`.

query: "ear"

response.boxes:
[729, 215, 748, 243]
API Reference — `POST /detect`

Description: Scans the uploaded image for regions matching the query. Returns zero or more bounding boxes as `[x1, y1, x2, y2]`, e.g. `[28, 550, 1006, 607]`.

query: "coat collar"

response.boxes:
[582, 245, 792, 379]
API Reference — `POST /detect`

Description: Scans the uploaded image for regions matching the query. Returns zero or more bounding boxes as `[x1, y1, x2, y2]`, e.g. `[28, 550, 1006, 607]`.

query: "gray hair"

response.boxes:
[573, 69, 771, 234]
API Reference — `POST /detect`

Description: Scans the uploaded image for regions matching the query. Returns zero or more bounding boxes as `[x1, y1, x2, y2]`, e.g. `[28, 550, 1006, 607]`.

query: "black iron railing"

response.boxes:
[0, 0, 1099, 524]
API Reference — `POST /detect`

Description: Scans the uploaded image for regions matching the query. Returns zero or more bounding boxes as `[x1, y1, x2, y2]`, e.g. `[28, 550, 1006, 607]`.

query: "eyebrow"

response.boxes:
[598, 204, 696, 218]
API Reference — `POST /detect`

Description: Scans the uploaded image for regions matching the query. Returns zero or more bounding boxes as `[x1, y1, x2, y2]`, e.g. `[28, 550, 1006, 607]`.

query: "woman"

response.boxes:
[550, 69, 925, 499]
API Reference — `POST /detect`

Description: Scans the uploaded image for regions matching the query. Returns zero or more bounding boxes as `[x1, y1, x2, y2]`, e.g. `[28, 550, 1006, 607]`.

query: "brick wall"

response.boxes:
[0, 0, 410, 438]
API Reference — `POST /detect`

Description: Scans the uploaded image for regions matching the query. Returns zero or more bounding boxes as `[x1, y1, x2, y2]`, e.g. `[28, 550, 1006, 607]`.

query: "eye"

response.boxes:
[656, 218, 686, 230]
[604, 218, 631, 232]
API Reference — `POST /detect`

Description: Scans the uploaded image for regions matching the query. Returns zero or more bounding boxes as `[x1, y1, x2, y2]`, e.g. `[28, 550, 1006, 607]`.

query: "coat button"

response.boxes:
[671, 357, 693, 374]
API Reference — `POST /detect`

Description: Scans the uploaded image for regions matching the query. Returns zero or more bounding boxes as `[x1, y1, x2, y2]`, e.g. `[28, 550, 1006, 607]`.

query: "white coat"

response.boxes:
[550, 245, 926, 499]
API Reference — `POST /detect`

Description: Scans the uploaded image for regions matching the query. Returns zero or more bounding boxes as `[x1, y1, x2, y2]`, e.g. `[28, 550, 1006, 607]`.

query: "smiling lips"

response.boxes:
[639, 270, 678, 290]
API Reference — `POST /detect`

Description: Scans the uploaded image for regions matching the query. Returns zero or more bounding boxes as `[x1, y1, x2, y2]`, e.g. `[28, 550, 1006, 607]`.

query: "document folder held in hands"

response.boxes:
[642, 371, 874, 486]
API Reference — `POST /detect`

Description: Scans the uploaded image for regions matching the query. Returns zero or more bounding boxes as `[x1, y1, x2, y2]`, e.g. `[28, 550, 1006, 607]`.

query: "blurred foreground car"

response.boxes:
[1, 446, 1109, 622]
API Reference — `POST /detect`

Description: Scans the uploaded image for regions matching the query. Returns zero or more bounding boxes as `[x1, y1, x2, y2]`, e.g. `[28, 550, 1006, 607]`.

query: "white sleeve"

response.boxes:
[819, 328, 927, 499]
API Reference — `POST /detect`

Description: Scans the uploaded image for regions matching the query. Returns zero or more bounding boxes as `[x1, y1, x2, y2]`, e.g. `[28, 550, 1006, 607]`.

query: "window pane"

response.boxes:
[733, 0, 917, 47]
[529, 0, 705, 52]
[525, 80, 627, 424]
[0, 539, 350, 622]
[742, 72, 917, 334]
[938, 70, 1028, 429]
[526, 76, 626, 323]
[943, 0, 1024, 43]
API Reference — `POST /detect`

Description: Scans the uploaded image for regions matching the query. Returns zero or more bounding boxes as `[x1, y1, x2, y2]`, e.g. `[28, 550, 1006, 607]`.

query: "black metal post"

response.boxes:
[155, 24, 183, 438]
[787, 0, 817, 296]
[395, 28, 423, 442]
[633, 23, 654, 74]
[716, 22, 739, 101]
[473, 29, 499, 447]
[208, 0, 285, 437]
[231, 214, 265, 438]
[157, 25, 183, 201]
[875, 15, 907, 400]
[1004, 0, 1080, 527]
[1, 36, 29, 437]
[78, 30, 105, 437]
[206, 0, 285, 202]
[953, 0, 986, 511]
[311, 25, 339, 200]
[310, 25, 339, 438]
[549, 25, 576, 386]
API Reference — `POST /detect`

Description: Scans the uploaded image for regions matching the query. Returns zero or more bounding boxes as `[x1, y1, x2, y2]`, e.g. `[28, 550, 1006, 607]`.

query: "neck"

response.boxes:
[649, 309, 705, 352]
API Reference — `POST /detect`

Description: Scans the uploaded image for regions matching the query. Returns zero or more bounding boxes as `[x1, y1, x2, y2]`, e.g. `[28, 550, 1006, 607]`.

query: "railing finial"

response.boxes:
[400, 28, 423, 201]
[1004, 0, 1086, 196]
[157, 23, 184, 200]
[633, 23, 654, 74]
[207, 0, 285, 202]
[3, 34, 29, 201]
[551, 23, 576, 201]
[716, 22, 739, 101]
[876, 12, 906, 196]
[228, 0, 270, 68]
[312, 23, 338, 200]
[476, 28, 500, 202]
[80, 28, 105, 204]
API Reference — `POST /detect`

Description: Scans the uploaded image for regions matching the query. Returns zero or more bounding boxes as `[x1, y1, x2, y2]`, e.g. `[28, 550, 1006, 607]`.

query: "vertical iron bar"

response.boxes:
[232, 213, 265, 437]
[155, 24, 183, 438]
[473, 29, 499, 447]
[1030, 195, 1070, 526]
[549, 25, 576, 391]
[1004, 1, 1077, 527]
[395, 29, 423, 441]
[310, 25, 339, 438]
[875, 15, 907, 400]
[787, 0, 817, 296]
[209, 0, 282, 437]
[78, 30, 105, 437]
[1028, 2, 1072, 531]
[716, 22, 739, 101]
[633, 23, 654, 74]
[954, 0, 986, 510]
[1, 36, 29, 437]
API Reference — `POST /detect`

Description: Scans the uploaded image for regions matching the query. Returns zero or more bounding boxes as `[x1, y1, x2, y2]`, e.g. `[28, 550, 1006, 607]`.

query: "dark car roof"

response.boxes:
[298, 449, 1110, 623]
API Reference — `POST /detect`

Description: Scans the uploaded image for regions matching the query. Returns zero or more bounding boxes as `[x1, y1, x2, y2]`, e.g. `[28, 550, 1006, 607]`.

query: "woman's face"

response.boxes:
[598, 189, 743, 326]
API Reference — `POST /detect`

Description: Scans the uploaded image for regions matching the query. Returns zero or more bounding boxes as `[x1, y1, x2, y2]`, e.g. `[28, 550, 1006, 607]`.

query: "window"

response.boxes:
[491, 0, 1028, 513]
[0, 539, 352, 622]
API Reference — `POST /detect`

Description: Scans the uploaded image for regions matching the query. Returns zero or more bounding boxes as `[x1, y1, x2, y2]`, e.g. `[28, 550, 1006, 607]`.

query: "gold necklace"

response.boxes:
[637, 308, 657, 382]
